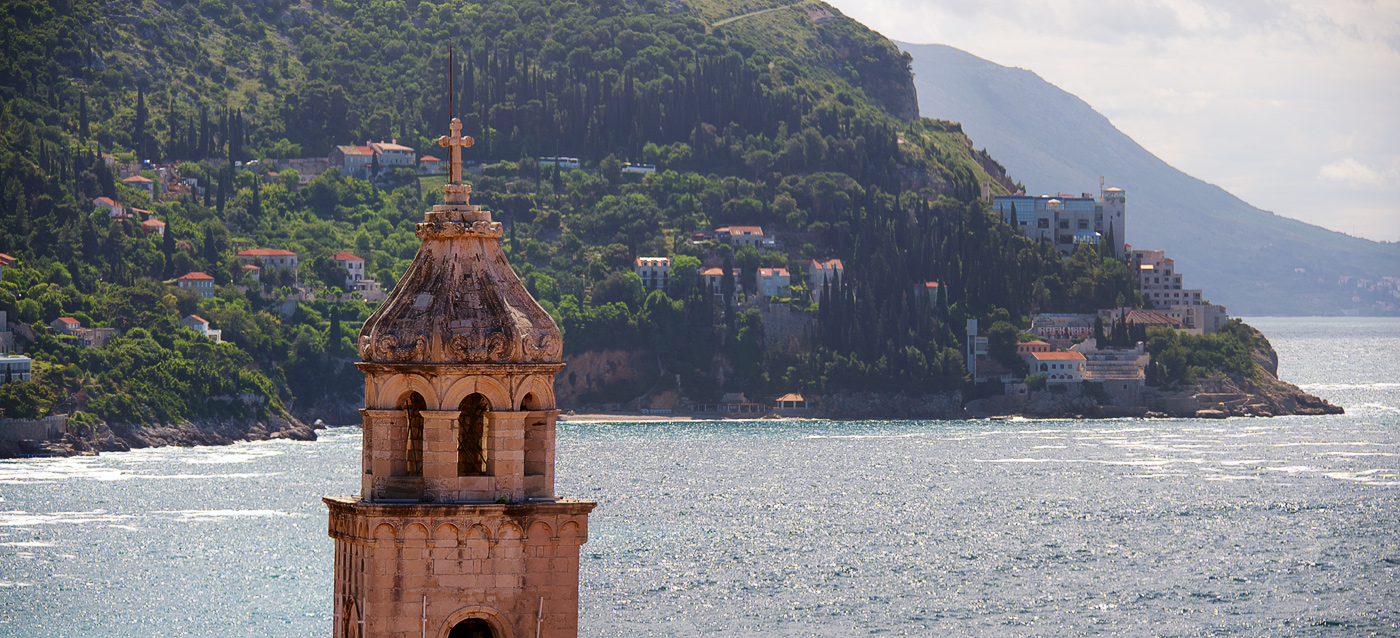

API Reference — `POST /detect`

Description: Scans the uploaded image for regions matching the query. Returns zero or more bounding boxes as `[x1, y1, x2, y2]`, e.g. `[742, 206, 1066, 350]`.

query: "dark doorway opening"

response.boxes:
[448, 618, 494, 638]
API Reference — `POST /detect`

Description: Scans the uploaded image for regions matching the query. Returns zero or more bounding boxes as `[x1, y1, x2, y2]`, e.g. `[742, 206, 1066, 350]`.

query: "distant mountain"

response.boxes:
[898, 42, 1400, 316]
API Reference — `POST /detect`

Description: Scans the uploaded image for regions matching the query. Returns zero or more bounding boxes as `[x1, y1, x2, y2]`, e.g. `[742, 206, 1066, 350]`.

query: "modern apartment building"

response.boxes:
[993, 184, 1126, 257]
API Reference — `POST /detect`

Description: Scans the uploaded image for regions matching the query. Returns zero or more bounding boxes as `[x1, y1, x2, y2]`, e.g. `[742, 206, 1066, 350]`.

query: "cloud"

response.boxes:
[1318, 158, 1388, 186]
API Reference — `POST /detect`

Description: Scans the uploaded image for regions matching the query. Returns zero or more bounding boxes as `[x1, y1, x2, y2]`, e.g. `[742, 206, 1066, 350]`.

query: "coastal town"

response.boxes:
[2, 129, 1324, 447]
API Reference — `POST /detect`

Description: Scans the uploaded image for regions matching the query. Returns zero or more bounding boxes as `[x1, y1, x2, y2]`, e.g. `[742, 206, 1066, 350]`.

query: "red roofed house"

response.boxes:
[329, 144, 375, 178]
[808, 258, 844, 292]
[757, 267, 790, 298]
[175, 271, 216, 298]
[714, 226, 765, 247]
[418, 155, 443, 174]
[122, 174, 155, 195]
[915, 280, 940, 308]
[49, 317, 81, 335]
[700, 267, 743, 299]
[141, 217, 166, 236]
[93, 197, 127, 219]
[180, 314, 222, 342]
[332, 251, 366, 288]
[0, 253, 15, 280]
[1026, 351, 1087, 383]
[236, 248, 299, 281]
[242, 263, 261, 283]
[634, 257, 671, 292]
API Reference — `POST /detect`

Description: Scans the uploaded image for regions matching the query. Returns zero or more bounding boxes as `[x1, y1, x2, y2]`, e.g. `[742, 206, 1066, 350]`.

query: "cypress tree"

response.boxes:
[78, 92, 88, 140]
[134, 87, 147, 161]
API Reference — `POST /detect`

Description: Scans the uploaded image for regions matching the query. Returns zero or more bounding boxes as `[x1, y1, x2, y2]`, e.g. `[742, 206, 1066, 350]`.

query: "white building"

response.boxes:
[634, 257, 671, 292]
[332, 251, 366, 290]
[992, 184, 1126, 257]
[93, 196, 126, 219]
[1, 354, 32, 384]
[330, 144, 374, 178]
[368, 140, 415, 168]
[715, 226, 765, 247]
[1027, 351, 1086, 383]
[180, 315, 222, 342]
[538, 157, 580, 171]
[622, 162, 656, 174]
[419, 155, 443, 174]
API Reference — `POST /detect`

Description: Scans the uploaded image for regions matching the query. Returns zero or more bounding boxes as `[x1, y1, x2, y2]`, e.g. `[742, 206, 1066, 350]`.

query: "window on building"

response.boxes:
[1038, 219, 1050, 229]
[1059, 220, 1070, 229]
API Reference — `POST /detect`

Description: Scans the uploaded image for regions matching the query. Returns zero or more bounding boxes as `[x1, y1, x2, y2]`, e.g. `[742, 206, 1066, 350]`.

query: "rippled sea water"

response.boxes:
[0, 317, 1396, 637]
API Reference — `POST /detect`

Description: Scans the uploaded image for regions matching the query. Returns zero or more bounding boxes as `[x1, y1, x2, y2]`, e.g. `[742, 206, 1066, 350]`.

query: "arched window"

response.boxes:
[403, 392, 425, 477]
[458, 394, 490, 476]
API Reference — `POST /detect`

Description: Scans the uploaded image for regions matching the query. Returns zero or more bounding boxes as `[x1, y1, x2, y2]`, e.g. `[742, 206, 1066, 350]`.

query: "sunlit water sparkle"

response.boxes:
[0, 317, 1395, 636]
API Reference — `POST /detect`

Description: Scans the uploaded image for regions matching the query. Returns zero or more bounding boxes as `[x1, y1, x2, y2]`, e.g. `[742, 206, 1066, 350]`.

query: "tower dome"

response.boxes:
[357, 120, 561, 365]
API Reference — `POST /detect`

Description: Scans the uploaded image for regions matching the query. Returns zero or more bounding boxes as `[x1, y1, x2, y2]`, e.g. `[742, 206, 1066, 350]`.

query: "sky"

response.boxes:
[825, 0, 1400, 244]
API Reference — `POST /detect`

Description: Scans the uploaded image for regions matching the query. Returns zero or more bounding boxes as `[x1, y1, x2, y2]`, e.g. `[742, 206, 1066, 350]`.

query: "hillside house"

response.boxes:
[141, 217, 166, 236]
[368, 140, 415, 168]
[237, 249, 299, 281]
[538, 157, 580, 170]
[122, 174, 155, 195]
[757, 268, 790, 298]
[175, 271, 216, 298]
[1027, 351, 1086, 383]
[419, 155, 443, 174]
[0, 253, 14, 280]
[715, 226, 765, 247]
[49, 317, 81, 335]
[808, 258, 844, 292]
[701, 267, 743, 299]
[180, 315, 222, 342]
[93, 197, 127, 219]
[332, 251, 366, 289]
[634, 257, 671, 292]
[329, 144, 375, 178]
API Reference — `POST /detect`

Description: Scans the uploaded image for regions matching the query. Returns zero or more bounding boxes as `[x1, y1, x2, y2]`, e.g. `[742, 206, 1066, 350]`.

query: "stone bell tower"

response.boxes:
[324, 118, 594, 638]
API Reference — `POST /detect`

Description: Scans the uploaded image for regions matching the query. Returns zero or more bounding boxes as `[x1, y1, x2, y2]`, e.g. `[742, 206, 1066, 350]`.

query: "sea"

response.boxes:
[0, 317, 1396, 637]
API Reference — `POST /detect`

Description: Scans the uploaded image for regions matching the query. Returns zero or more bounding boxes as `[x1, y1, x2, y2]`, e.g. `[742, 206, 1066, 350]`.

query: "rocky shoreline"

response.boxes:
[0, 414, 321, 459]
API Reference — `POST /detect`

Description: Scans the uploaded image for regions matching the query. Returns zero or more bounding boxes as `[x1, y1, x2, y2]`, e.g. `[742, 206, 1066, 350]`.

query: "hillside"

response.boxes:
[0, 0, 1253, 427]
[900, 42, 1400, 316]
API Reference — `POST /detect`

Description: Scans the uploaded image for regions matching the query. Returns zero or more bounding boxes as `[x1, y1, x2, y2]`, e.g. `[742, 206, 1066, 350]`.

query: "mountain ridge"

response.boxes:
[899, 41, 1400, 316]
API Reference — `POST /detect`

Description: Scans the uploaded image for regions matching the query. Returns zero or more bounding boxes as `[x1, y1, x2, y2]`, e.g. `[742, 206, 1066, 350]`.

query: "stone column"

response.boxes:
[488, 411, 528, 501]
[420, 409, 461, 502]
[362, 409, 405, 502]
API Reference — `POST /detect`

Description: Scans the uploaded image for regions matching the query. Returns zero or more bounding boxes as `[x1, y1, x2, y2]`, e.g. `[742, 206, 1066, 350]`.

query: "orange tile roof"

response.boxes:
[122, 175, 153, 183]
[238, 248, 297, 257]
[1030, 351, 1086, 361]
[420, 155, 441, 162]
[332, 251, 364, 261]
[177, 271, 214, 280]
[94, 196, 119, 206]
[55, 317, 79, 325]
[185, 314, 207, 324]
[774, 393, 805, 402]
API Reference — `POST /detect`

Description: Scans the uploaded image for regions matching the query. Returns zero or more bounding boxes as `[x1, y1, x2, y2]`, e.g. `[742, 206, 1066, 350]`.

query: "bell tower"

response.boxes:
[324, 117, 594, 638]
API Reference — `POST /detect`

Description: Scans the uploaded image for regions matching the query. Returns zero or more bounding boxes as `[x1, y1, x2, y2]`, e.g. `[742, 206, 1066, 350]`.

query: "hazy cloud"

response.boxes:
[1319, 159, 1392, 187]
[825, 0, 1400, 242]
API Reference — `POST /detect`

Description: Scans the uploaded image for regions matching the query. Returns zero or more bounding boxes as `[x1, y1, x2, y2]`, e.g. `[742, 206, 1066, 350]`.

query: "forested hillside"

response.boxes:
[0, 0, 1140, 421]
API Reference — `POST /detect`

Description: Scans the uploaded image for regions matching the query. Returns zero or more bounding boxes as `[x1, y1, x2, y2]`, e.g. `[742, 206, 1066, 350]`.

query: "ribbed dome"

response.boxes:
[357, 183, 561, 365]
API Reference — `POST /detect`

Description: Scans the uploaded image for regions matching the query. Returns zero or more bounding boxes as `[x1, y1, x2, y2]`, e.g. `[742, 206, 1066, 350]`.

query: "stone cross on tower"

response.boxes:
[438, 118, 474, 205]
[326, 113, 593, 638]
